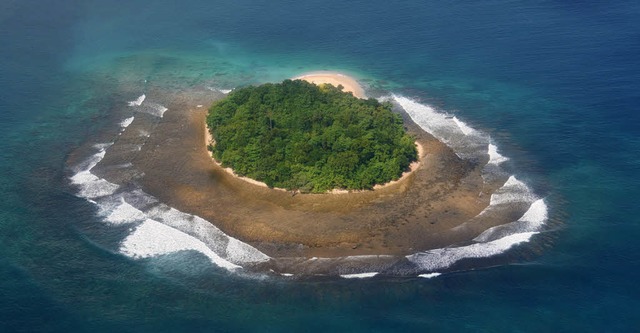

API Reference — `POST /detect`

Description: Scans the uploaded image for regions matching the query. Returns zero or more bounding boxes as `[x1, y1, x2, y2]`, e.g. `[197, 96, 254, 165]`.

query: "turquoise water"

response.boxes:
[1, 0, 639, 331]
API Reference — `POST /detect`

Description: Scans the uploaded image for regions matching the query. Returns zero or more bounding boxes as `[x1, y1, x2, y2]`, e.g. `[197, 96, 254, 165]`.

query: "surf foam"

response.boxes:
[474, 198, 548, 243]
[418, 273, 442, 279]
[407, 231, 538, 271]
[340, 272, 378, 279]
[120, 117, 135, 129]
[69, 90, 549, 277]
[488, 143, 508, 165]
[101, 197, 146, 225]
[393, 94, 548, 272]
[489, 176, 537, 206]
[392, 95, 488, 160]
[70, 142, 270, 273]
[120, 219, 241, 270]
[128, 94, 146, 106]
[453, 116, 475, 136]
[69, 145, 120, 199]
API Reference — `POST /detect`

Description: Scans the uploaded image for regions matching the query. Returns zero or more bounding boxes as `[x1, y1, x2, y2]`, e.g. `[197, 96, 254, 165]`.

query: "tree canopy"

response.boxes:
[206, 79, 417, 193]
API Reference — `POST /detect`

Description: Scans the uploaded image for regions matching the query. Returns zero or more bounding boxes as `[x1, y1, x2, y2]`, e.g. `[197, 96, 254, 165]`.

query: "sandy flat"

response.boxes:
[293, 71, 366, 99]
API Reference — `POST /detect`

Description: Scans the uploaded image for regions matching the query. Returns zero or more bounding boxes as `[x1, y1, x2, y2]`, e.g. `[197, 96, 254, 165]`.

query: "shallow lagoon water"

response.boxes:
[1, 0, 639, 331]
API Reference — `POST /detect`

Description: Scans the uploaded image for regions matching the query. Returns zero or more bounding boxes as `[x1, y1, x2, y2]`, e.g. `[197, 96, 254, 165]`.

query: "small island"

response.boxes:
[206, 79, 418, 193]
[84, 71, 521, 271]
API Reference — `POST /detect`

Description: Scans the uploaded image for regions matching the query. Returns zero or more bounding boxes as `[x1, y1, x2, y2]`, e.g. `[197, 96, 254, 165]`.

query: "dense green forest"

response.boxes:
[206, 79, 417, 193]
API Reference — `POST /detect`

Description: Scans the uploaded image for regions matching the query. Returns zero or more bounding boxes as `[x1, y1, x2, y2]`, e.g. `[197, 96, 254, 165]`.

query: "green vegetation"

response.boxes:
[206, 79, 417, 193]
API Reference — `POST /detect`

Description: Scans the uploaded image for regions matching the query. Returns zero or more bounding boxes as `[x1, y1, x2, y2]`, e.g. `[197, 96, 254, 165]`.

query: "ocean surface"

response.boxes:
[1, 0, 639, 331]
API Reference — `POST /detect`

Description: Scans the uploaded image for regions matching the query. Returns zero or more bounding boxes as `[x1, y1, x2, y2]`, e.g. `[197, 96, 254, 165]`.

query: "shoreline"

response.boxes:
[206, 123, 424, 194]
[205, 126, 288, 192]
[293, 71, 366, 99]
[205, 72, 422, 194]
[87, 83, 517, 261]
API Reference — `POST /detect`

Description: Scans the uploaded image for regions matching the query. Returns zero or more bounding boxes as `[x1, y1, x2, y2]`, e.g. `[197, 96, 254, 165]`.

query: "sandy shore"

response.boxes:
[207, 123, 424, 193]
[205, 127, 288, 191]
[293, 71, 366, 99]
[206, 72, 420, 193]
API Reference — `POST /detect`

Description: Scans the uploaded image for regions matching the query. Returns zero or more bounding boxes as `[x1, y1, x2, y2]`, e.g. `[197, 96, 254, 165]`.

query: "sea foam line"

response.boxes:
[488, 143, 508, 165]
[392, 94, 489, 160]
[407, 231, 538, 271]
[70, 143, 269, 272]
[99, 197, 146, 225]
[488, 175, 537, 206]
[340, 272, 378, 279]
[393, 94, 548, 271]
[120, 219, 241, 270]
[69, 144, 119, 199]
[393, 94, 469, 143]
[418, 272, 442, 279]
[127, 94, 168, 118]
[70, 91, 548, 277]
[473, 198, 548, 243]
[453, 116, 475, 136]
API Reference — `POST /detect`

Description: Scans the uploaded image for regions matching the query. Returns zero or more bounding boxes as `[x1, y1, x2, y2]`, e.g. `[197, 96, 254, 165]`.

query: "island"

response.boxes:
[206, 79, 418, 193]
[83, 71, 524, 274]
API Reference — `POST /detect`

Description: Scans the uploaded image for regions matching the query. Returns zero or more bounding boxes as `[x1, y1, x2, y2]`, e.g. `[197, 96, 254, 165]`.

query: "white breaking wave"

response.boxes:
[67, 90, 549, 277]
[114, 208, 268, 268]
[120, 117, 135, 129]
[519, 198, 548, 223]
[75, 143, 111, 171]
[488, 143, 508, 165]
[128, 94, 146, 106]
[70, 171, 120, 199]
[393, 94, 469, 142]
[100, 197, 146, 225]
[340, 272, 378, 279]
[225, 237, 270, 264]
[453, 116, 475, 136]
[393, 94, 548, 272]
[120, 219, 241, 270]
[127, 94, 167, 118]
[69, 146, 120, 199]
[418, 273, 442, 279]
[474, 199, 548, 243]
[489, 176, 537, 206]
[407, 232, 538, 271]
[392, 95, 487, 159]
[70, 142, 270, 273]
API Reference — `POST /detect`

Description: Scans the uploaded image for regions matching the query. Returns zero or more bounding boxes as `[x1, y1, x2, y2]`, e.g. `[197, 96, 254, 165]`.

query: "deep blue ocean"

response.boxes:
[1, 0, 639, 331]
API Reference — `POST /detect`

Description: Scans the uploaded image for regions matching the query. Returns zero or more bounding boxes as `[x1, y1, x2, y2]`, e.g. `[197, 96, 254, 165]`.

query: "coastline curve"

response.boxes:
[67, 72, 549, 278]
